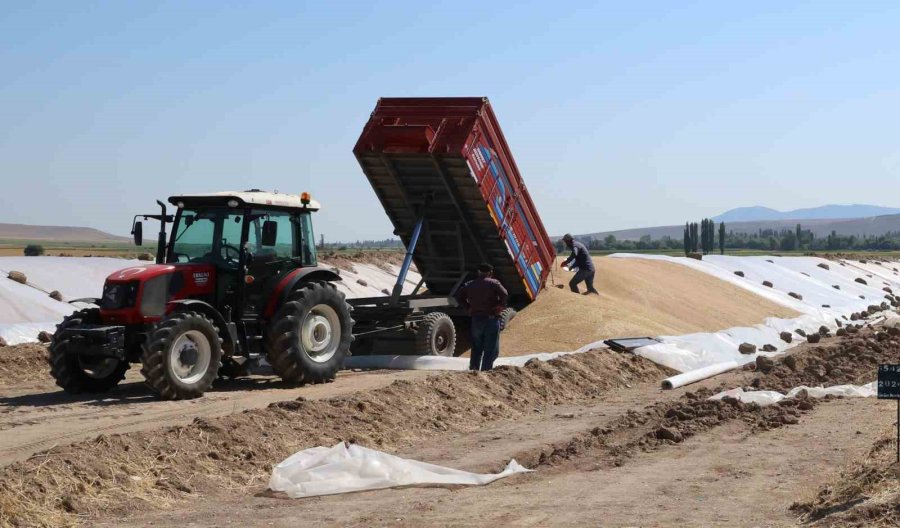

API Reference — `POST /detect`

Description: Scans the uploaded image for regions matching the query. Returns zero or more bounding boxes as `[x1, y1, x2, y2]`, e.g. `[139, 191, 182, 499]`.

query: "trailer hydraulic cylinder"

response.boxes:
[391, 214, 424, 305]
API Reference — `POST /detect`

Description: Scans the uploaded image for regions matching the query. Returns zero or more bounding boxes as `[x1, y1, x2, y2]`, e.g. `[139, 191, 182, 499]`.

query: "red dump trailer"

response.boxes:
[348, 97, 555, 356]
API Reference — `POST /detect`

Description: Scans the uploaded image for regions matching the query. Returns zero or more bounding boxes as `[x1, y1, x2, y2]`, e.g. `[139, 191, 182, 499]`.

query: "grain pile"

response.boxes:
[500, 257, 800, 356]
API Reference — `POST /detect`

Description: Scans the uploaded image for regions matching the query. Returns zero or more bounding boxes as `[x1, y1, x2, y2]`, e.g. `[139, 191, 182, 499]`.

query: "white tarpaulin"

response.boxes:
[343, 340, 607, 371]
[709, 382, 877, 406]
[610, 254, 900, 375]
[0, 256, 420, 344]
[269, 442, 531, 498]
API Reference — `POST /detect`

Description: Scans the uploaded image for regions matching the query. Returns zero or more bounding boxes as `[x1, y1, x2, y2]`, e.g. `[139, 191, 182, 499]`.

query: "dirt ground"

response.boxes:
[1, 327, 898, 527]
[500, 257, 799, 355]
[0, 366, 431, 467]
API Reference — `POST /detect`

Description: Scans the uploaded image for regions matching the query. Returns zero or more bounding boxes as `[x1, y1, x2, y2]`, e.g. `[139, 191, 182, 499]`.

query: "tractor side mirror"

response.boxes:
[261, 220, 278, 247]
[132, 221, 143, 246]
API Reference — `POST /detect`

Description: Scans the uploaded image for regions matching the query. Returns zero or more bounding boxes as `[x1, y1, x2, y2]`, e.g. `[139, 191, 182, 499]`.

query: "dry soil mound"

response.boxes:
[501, 257, 800, 355]
[0, 350, 670, 527]
[0, 344, 48, 384]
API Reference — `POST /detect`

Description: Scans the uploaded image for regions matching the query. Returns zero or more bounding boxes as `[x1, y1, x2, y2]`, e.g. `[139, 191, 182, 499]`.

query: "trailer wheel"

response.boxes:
[499, 307, 517, 332]
[267, 281, 354, 384]
[141, 311, 223, 400]
[416, 312, 456, 356]
[49, 308, 129, 393]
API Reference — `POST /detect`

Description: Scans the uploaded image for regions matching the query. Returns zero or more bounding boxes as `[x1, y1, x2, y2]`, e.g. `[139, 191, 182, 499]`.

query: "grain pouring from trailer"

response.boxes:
[349, 97, 555, 356]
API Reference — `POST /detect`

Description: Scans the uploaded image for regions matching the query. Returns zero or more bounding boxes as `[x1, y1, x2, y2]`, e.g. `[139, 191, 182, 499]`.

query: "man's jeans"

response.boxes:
[470, 316, 501, 371]
[569, 269, 598, 294]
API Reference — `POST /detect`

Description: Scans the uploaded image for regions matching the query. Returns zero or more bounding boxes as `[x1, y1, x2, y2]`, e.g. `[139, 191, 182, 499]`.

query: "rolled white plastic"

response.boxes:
[661, 360, 740, 390]
[344, 355, 470, 371]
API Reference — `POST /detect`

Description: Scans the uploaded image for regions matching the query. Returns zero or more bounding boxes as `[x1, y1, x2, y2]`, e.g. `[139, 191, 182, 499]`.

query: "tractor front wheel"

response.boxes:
[49, 308, 129, 393]
[141, 311, 222, 400]
[267, 281, 354, 384]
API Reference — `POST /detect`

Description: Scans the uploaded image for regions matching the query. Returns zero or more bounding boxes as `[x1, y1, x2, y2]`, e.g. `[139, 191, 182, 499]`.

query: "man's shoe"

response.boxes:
[583, 290, 599, 296]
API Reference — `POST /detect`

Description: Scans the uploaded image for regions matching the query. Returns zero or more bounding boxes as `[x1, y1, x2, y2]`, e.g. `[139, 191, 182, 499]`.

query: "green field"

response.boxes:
[0, 239, 146, 258]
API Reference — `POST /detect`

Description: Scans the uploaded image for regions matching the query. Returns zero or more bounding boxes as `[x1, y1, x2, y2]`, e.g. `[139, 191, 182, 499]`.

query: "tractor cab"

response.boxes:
[50, 190, 353, 401]
[156, 190, 320, 318]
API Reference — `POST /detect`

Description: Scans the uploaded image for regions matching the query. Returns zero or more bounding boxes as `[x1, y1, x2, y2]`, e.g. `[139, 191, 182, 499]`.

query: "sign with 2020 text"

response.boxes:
[877, 364, 900, 399]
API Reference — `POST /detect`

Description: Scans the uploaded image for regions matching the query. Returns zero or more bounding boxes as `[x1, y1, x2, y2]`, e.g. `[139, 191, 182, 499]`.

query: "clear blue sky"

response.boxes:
[2, 1, 899, 241]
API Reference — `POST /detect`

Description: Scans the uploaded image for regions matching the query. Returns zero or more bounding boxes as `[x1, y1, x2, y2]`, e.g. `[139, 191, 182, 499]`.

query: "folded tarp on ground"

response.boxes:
[269, 442, 530, 498]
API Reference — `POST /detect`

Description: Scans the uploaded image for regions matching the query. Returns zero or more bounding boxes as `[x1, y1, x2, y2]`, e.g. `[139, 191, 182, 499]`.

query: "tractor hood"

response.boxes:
[105, 263, 215, 288]
[106, 264, 178, 283]
[101, 263, 217, 323]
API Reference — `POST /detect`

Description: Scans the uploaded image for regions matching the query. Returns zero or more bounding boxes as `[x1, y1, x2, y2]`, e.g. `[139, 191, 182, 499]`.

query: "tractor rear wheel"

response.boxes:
[49, 308, 129, 393]
[267, 281, 354, 384]
[141, 311, 222, 400]
[415, 312, 456, 356]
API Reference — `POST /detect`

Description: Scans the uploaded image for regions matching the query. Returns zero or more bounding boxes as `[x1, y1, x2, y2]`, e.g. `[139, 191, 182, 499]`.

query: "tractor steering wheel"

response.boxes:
[220, 244, 241, 265]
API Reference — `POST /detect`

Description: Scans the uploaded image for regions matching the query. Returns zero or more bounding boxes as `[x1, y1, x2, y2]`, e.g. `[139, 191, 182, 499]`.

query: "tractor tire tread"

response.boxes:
[267, 281, 354, 384]
[140, 311, 222, 400]
[48, 308, 129, 393]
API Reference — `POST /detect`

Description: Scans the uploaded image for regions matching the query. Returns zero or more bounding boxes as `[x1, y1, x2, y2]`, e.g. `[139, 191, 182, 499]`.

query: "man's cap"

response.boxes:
[477, 263, 494, 273]
[562, 233, 573, 241]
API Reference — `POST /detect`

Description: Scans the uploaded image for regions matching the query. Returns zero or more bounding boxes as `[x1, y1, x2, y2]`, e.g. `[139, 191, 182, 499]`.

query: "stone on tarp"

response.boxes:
[738, 343, 757, 355]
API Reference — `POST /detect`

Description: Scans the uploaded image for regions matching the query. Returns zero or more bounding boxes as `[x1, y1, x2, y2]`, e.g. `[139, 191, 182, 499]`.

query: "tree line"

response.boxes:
[683, 219, 726, 255]
[555, 225, 900, 253]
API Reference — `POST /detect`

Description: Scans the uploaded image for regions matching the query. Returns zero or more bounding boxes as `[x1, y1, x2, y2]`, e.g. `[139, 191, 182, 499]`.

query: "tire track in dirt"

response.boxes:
[0, 369, 432, 467]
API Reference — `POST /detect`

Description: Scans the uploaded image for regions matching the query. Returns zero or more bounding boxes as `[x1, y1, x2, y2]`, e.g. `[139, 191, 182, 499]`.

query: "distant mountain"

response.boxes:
[713, 204, 900, 222]
[0, 223, 129, 243]
[580, 214, 900, 242]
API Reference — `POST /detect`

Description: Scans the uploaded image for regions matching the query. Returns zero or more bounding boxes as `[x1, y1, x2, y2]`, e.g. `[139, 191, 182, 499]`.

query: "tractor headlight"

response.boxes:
[100, 281, 139, 310]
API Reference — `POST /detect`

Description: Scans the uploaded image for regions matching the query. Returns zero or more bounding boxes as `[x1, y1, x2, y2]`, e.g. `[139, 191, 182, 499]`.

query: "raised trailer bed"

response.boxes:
[349, 97, 555, 356]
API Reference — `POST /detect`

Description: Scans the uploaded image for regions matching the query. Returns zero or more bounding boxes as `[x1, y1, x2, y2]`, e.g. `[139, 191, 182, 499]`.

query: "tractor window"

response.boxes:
[249, 210, 295, 262]
[171, 208, 242, 268]
[171, 210, 216, 262]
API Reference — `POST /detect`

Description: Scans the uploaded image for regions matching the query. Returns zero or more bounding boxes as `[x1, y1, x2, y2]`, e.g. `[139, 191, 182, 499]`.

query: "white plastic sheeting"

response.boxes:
[269, 442, 530, 498]
[0, 256, 420, 345]
[0, 257, 142, 344]
[343, 340, 608, 371]
[610, 254, 900, 375]
[709, 382, 877, 407]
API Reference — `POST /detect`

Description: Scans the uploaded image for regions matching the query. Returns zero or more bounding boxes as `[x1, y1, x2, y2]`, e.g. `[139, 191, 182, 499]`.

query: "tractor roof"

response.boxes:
[168, 190, 321, 211]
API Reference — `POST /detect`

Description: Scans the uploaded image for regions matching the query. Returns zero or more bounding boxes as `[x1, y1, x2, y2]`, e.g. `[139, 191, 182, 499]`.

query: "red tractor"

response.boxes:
[49, 190, 354, 400]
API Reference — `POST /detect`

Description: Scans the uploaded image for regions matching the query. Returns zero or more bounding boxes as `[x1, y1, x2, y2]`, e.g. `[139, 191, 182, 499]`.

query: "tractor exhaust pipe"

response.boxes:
[155, 200, 167, 264]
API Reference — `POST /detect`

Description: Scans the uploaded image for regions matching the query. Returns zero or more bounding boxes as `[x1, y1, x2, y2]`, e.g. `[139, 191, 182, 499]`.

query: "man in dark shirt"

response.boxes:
[561, 234, 599, 295]
[454, 263, 509, 371]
